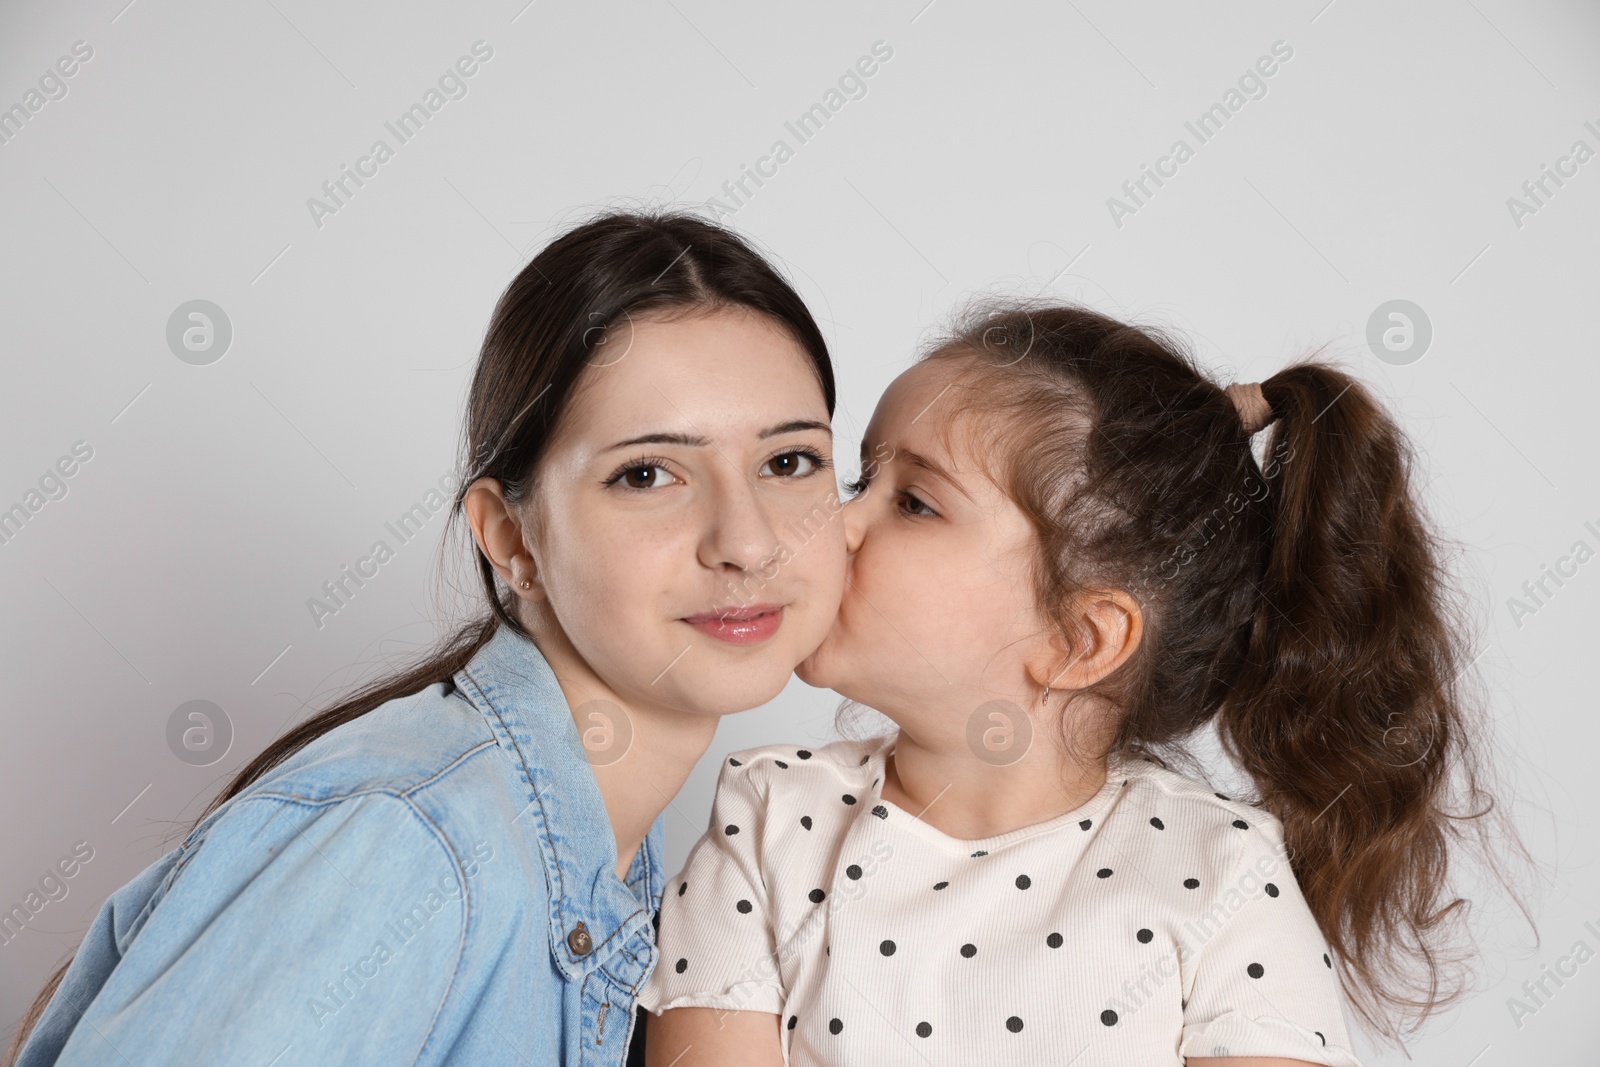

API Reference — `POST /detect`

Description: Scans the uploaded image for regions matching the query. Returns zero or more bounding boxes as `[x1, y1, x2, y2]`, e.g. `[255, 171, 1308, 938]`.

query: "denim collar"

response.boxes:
[455, 621, 665, 984]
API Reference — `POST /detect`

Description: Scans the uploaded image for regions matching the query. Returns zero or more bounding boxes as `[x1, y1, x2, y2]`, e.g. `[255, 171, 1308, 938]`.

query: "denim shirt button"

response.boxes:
[567, 920, 593, 956]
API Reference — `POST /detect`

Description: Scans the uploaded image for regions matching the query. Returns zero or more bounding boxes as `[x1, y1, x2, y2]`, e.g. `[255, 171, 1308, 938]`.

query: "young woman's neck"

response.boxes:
[879, 721, 1111, 842]
[523, 612, 721, 883]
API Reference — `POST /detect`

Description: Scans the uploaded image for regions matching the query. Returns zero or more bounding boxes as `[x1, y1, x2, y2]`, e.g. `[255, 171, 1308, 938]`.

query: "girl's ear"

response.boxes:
[1024, 589, 1144, 695]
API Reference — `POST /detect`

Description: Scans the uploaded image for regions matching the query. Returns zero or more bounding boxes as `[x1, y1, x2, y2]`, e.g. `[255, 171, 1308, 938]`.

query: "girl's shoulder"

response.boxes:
[1116, 755, 1291, 865]
[1123, 756, 1282, 825]
[717, 734, 893, 786]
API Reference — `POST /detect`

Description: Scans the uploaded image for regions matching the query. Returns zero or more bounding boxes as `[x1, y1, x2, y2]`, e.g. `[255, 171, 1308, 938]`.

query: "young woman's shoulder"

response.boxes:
[248, 681, 497, 798]
[18, 681, 557, 1063]
[26, 757, 514, 1065]
[182, 677, 542, 929]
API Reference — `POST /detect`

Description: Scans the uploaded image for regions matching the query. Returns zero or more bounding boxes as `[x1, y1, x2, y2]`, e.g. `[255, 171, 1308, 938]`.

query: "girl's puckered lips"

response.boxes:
[680, 603, 785, 645]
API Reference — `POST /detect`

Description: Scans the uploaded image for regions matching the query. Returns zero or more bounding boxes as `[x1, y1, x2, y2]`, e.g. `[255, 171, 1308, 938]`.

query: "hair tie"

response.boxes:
[1225, 381, 1275, 435]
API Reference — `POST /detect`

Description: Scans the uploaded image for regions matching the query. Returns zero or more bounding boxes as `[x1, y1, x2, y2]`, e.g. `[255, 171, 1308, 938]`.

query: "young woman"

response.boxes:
[6, 211, 849, 1067]
[642, 303, 1526, 1065]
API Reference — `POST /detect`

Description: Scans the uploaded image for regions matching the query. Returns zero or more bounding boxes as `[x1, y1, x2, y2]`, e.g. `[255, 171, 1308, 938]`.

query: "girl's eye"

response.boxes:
[842, 475, 868, 498]
[897, 490, 938, 518]
[760, 448, 825, 479]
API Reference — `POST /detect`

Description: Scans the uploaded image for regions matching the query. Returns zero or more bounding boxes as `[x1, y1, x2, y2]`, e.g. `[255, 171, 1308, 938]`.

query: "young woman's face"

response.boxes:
[796, 357, 1052, 739]
[526, 307, 846, 718]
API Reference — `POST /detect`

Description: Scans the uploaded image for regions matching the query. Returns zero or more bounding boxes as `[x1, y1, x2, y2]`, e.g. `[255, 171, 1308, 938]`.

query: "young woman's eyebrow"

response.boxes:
[603, 418, 831, 453]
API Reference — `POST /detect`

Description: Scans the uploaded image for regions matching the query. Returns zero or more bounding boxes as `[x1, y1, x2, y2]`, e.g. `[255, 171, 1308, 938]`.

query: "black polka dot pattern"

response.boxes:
[659, 746, 1348, 1059]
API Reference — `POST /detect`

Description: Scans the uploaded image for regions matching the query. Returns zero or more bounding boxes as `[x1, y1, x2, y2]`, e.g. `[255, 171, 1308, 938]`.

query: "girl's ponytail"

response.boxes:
[1216, 364, 1522, 1042]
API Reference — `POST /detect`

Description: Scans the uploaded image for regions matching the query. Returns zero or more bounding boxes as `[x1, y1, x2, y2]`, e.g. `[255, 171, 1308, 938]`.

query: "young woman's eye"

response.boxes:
[842, 474, 869, 498]
[897, 490, 938, 518]
[760, 448, 826, 479]
[604, 458, 680, 491]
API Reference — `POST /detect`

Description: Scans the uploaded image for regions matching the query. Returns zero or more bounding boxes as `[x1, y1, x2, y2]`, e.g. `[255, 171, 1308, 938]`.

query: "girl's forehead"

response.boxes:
[873, 358, 962, 422]
[870, 358, 989, 450]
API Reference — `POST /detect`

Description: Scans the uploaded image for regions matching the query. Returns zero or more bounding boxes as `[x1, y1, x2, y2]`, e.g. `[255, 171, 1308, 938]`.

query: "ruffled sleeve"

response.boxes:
[639, 753, 785, 1016]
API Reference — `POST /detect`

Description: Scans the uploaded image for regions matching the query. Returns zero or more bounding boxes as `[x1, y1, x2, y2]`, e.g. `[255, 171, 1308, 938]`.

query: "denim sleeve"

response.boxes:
[51, 791, 473, 1066]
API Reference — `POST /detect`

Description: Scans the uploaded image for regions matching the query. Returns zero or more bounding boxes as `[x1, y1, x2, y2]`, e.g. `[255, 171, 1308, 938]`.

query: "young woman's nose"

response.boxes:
[698, 471, 784, 575]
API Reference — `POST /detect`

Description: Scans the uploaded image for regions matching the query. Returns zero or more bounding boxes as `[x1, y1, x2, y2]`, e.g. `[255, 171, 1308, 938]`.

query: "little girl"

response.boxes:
[639, 303, 1513, 1066]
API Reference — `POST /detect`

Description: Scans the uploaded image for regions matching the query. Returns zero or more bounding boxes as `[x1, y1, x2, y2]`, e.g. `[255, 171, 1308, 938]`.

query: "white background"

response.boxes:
[2, 1, 1597, 1063]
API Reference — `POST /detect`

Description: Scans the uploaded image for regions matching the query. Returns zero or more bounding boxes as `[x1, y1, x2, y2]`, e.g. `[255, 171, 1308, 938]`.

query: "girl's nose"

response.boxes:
[841, 488, 868, 555]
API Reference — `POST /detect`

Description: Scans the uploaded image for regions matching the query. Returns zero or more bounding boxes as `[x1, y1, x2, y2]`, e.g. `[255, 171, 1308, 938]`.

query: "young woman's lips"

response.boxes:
[681, 604, 784, 645]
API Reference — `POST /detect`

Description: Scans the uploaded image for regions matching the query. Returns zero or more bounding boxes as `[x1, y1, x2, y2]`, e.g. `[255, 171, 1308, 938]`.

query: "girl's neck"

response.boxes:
[878, 728, 1111, 842]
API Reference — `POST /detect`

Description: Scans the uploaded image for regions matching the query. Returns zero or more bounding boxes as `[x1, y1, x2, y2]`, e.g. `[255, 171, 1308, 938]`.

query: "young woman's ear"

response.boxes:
[464, 476, 547, 602]
[1024, 589, 1144, 698]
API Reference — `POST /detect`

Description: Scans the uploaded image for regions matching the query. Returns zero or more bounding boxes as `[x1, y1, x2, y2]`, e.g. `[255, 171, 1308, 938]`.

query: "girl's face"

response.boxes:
[796, 357, 1057, 742]
[524, 307, 847, 718]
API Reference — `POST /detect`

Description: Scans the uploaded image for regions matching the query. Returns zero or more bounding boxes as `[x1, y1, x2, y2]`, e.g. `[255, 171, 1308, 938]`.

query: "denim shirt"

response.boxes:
[16, 623, 666, 1066]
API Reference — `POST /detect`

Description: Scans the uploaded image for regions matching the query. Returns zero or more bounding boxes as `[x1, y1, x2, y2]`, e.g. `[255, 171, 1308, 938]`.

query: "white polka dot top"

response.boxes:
[639, 734, 1363, 1066]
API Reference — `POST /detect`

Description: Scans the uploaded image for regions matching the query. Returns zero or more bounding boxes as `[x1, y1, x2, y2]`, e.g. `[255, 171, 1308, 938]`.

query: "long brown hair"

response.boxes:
[918, 300, 1529, 1048]
[4, 209, 835, 1063]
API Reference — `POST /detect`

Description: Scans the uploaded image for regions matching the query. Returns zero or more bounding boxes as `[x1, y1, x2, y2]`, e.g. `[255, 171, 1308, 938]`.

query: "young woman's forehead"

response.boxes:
[563, 308, 828, 444]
